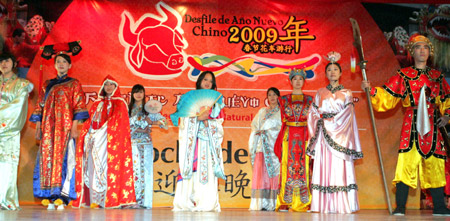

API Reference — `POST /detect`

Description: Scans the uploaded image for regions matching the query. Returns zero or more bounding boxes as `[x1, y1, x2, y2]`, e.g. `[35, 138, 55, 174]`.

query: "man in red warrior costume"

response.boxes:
[362, 34, 450, 216]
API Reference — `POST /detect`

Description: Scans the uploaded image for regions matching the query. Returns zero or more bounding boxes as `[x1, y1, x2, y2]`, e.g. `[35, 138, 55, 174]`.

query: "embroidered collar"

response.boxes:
[264, 105, 279, 120]
[1, 73, 16, 82]
[326, 84, 344, 93]
[57, 74, 68, 80]
[268, 105, 279, 113]
[410, 66, 441, 82]
[412, 66, 430, 74]
[44, 75, 73, 102]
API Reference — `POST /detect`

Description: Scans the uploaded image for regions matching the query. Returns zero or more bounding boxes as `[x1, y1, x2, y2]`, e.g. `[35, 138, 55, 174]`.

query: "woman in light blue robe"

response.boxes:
[128, 84, 166, 208]
[0, 54, 33, 210]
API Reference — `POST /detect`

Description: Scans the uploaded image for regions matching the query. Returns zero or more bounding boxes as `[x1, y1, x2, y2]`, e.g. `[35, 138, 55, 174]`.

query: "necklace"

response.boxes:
[326, 84, 344, 93]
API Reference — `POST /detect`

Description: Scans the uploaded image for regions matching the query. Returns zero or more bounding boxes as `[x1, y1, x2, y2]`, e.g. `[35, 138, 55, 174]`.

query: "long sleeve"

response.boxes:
[437, 77, 450, 117]
[308, 93, 320, 139]
[72, 79, 89, 121]
[29, 80, 47, 122]
[248, 108, 263, 161]
[0, 81, 33, 136]
[370, 74, 404, 112]
[0, 78, 32, 166]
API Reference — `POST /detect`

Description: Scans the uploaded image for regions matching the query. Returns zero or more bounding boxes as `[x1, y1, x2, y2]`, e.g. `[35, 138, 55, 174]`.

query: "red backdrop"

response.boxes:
[18, 0, 413, 208]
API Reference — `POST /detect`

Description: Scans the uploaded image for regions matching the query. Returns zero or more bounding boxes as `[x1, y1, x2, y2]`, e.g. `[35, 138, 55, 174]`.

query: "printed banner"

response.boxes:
[18, 0, 405, 208]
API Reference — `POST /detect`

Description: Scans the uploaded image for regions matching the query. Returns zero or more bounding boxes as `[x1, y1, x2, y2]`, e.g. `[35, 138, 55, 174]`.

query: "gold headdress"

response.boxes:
[406, 34, 434, 57]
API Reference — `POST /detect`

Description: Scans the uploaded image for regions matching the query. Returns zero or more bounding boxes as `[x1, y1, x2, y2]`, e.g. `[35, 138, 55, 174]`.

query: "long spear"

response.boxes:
[350, 18, 392, 215]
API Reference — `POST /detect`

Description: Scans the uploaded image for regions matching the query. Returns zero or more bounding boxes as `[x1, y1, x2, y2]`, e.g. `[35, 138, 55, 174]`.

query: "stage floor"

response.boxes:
[0, 206, 447, 220]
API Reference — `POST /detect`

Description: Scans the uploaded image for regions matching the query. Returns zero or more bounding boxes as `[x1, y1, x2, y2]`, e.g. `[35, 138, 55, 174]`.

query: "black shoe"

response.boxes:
[430, 187, 450, 216]
[433, 208, 450, 216]
[392, 207, 405, 216]
[394, 182, 409, 216]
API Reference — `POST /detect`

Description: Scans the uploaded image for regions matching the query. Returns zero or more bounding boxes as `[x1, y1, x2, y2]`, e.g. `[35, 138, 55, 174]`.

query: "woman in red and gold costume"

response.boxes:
[30, 53, 88, 210]
[72, 75, 136, 209]
[274, 69, 313, 212]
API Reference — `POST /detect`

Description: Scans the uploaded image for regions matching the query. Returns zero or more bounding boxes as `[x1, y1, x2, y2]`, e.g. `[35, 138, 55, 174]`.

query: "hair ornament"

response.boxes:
[288, 68, 307, 80]
[325, 51, 341, 64]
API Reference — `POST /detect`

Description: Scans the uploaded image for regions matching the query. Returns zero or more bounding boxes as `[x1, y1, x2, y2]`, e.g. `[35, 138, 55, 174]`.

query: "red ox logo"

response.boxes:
[119, 2, 188, 80]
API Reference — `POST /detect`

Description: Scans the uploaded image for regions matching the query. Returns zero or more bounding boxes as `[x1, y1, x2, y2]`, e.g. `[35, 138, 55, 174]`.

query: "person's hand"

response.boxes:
[135, 128, 146, 133]
[197, 109, 210, 121]
[35, 121, 41, 140]
[145, 117, 153, 125]
[70, 122, 79, 140]
[437, 115, 450, 128]
[361, 80, 371, 91]
[146, 126, 152, 136]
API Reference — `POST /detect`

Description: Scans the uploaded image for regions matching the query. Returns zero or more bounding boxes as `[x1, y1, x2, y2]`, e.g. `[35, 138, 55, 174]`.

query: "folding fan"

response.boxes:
[170, 89, 223, 126]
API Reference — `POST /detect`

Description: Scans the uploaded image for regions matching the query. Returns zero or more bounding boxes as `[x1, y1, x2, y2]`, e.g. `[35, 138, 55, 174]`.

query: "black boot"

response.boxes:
[430, 187, 450, 216]
[393, 182, 409, 216]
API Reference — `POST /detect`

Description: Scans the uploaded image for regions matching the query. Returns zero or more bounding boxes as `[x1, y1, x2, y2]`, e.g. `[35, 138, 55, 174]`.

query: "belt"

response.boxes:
[286, 121, 307, 127]
[320, 113, 337, 119]
[407, 104, 437, 110]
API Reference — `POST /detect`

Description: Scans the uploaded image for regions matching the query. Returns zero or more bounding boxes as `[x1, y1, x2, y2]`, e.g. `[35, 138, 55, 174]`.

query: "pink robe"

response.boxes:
[307, 85, 363, 213]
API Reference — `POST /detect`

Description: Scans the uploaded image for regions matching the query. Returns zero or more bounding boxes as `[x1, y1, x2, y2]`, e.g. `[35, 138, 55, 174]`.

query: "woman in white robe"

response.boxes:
[248, 87, 282, 211]
[307, 54, 363, 213]
[172, 71, 225, 212]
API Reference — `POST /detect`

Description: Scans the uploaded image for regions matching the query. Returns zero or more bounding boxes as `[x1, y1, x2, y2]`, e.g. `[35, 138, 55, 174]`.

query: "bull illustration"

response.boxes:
[119, 2, 188, 80]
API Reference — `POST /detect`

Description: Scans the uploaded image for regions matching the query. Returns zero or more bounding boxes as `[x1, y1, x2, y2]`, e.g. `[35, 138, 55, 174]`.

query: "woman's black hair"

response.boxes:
[0, 53, 17, 69]
[195, 71, 217, 90]
[325, 62, 342, 73]
[54, 53, 72, 64]
[12, 29, 24, 38]
[128, 84, 148, 117]
[267, 87, 280, 97]
[100, 81, 117, 97]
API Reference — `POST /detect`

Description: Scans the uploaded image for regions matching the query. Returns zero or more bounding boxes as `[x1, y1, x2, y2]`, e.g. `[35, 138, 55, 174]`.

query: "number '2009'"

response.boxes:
[228, 26, 279, 44]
